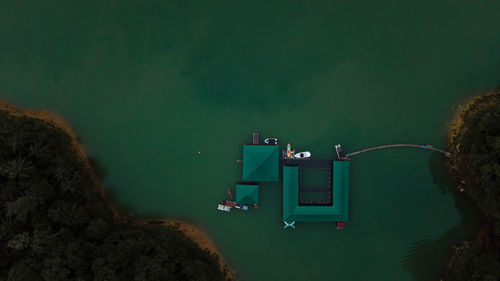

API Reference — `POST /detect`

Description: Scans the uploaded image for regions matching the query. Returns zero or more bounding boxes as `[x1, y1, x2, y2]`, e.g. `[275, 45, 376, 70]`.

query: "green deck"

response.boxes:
[242, 145, 279, 182]
[282, 161, 349, 223]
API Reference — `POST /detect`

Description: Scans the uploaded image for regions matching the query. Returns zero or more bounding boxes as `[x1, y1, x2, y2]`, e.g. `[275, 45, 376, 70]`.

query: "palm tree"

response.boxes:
[6, 131, 29, 154]
[27, 180, 53, 206]
[48, 203, 88, 226]
[0, 157, 35, 180]
[0, 120, 15, 136]
[52, 155, 71, 182]
[59, 171, 83, 193]
[28, 140, 52, 161]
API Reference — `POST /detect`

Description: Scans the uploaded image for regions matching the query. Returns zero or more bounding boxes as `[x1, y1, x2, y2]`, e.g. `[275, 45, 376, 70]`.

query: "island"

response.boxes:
[0, 100, 233, 281]
[443, 89, 500, 280]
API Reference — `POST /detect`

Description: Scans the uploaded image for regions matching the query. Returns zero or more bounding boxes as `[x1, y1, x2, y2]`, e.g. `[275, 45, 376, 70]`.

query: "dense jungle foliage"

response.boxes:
[444, 90, 500, 281]
[0, 110, 228, 281]
[451, 91, 500, 223]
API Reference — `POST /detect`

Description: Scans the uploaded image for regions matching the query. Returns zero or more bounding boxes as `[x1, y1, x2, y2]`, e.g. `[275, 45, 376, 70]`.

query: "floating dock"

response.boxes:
[282, 161, 349, 224]
[227, 133, 453, 229]
[253, 132, 259, 144]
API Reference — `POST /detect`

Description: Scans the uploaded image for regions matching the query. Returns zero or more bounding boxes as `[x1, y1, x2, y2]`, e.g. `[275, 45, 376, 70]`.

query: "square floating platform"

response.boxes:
[283, 161, 349, 223]
[242, 145, 279, 182]
[235, 184, 259, 205]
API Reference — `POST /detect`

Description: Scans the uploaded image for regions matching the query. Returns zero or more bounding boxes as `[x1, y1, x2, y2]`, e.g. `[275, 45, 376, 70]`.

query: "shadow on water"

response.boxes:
[401, 153, 483, 281]
[87, 156, 108, 182]
[98, 184, 138, 219]
[84, 156, 137, 219]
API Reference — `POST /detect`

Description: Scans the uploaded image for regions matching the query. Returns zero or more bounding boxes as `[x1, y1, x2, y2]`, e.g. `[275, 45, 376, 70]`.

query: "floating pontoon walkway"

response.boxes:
[346, 144, 451, 158]
[282, 161, 349, 223]
[234, 132, 453, 228]
[280, 158, 341, 169]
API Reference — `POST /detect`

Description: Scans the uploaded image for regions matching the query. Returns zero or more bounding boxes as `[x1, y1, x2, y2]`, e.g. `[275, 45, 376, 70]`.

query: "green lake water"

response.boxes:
[1, 1, 500, 280]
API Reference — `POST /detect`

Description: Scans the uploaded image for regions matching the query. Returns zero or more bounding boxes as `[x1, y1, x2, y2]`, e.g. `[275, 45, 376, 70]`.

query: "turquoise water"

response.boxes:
[1, 1, 499, 280]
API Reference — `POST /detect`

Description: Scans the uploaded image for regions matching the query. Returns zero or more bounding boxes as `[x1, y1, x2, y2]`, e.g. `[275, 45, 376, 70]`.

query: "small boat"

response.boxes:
[217, 204, 231, 212]
[253, 132, 259, 144]
[264, 138, 278, 145]
[287, 143, 291, 158]
[226, 188, 233, 199]
[222, 200, 235, 207]
[294, 151, 311, 159]
[335, 144, 343, 158]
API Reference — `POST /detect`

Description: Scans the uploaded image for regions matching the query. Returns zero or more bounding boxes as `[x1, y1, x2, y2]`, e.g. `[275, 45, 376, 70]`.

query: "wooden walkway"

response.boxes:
[346, 144, 451, 158]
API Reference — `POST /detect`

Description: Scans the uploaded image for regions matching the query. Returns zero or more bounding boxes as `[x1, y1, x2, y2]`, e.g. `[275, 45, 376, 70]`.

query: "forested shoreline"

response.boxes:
[443, 90, 500, 281]
[1, 89, 497, 281]
[0, 106, 231, 281]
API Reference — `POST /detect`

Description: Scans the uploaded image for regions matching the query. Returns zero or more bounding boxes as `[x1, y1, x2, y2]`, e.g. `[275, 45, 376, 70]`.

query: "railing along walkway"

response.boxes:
[346, 144, 451, 158]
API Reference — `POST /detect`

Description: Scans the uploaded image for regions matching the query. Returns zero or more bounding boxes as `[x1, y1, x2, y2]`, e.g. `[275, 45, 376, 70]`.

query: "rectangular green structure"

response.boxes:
[242, 145, 279, 182]
[282, 161, 349, 223]
[235, 184, 259, 205]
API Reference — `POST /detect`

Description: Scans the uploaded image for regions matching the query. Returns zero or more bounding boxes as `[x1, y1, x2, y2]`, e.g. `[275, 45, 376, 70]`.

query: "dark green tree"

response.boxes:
[28, 140, 51, 162]
[444, 91, 500, 281]
[0, 109, 229, 281]
[0, 158, 35, 180]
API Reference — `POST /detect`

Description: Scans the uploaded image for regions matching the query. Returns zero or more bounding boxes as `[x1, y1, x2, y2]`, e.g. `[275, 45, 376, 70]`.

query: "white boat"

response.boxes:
[294, 151, 311, 159]
[335, 144, 344, 158]
[217, 204, 231, 212]
[264, 138, 278, 145]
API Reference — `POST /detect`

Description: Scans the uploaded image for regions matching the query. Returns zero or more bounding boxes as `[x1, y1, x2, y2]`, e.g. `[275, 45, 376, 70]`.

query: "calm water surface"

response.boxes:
[1, 1, 500, 280]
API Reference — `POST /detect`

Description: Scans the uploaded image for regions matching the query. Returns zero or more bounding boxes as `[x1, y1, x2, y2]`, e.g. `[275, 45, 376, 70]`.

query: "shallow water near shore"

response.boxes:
[1, 1, 500, 280]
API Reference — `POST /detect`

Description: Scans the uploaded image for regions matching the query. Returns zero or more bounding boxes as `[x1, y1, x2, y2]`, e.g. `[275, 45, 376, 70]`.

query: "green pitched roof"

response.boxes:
[282, 161, 349, 223]
[235, 184, 259, 204]
[242, 145, 279, 182]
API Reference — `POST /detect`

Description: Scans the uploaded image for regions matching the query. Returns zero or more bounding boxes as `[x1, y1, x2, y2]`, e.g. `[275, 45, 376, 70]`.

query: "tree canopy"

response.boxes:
[452, 91, 500, 223]
[0, 110, 229, 281]
[444, 90, 500, 281]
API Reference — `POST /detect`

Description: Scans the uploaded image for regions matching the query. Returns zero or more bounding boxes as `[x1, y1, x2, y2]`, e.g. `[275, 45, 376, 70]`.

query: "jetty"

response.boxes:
[346, 144, 451, 158]
[224, 132, 452, 230]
